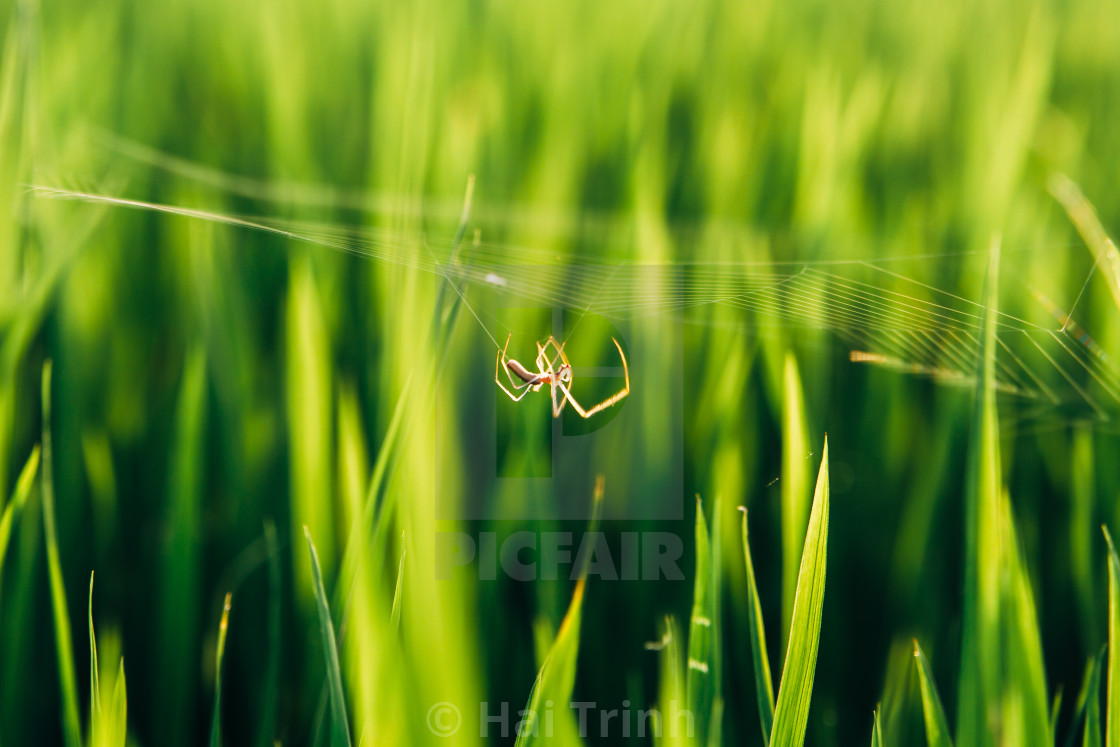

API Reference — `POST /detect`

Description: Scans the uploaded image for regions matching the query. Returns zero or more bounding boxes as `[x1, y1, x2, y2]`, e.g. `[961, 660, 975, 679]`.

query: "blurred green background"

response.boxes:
[2, 0, 1120, 744]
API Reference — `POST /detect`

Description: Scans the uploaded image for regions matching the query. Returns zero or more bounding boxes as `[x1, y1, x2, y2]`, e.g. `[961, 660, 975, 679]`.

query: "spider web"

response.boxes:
[31, 138, 1120, 433]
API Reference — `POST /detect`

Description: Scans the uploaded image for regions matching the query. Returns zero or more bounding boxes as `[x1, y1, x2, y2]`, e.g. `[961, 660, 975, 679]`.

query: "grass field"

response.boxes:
[3, 0, 1120, 745]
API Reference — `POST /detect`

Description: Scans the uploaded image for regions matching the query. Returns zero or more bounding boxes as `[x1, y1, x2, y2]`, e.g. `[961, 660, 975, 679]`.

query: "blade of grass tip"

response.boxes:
[740, 507, 776, 745]
[112, 658, 127, 747]
[305, 526, 353, 747]
[770, 437, 829, 747]
[514, 477, 604, 747]
[1066, 650, 1104, 747]
[41, 360, 82, 747]
[781, 353, 811, 648]
[710, 493, 724, 737]
[390, 533, 404, 631]
[687, 495, 714, 745]
[1085, 651, 1104, 747]
[209, 592, 233, 747]
[997, 486, 1049, 745]
[650, 615, 686, 747]
[1048, 173, 1120, 317]
[1051, 687, 1063, 746]
[957, 236, 1001, 747]
[871, 706, 883, 747]
[90, 571, 101, 725]
[707, 698, 724, 747]
[1103, 526, 1120, 747]
[912, 640, 954, 747]
[0, 444, 39, 580]
[259, 521, 280, 747]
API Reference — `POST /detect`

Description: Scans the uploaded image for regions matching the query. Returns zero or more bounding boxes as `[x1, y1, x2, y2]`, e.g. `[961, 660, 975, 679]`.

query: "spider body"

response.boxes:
[495, 334, 629, 418]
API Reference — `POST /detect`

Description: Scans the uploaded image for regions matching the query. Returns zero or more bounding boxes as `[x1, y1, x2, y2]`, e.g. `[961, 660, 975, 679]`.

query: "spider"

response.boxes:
[495, 333, 630, 418]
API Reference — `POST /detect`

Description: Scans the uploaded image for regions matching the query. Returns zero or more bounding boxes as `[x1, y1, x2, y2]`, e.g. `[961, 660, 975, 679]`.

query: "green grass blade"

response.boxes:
[957, 238, 1002, 747]
[0, 444, 39, 581]
[305, 526, 352, 747]
[651, 615, 686, 747]
[740, 507, 775, 744]
[687, 495, 715, 745]
[111, 658, 127, 747]
[770, 437, 829, 747]
[390, 537, 404, 631]
[158, 348, 208, 747]
[1051, 687, 1063, 746]
[707, 698, 724, 747]
[514, 477, 603, 747]
[41, 360, 82, 747]
[1104, 526, 1120, 747]
[871, 706, 883, 747]
[912, 640, 954, 747]
[89, 571, 101, 725]
[259, 521, 280, 747]
[209, 592, 232, 747]
[1085, 652, 1104, 747]
[1048, 173, 1120, 317]
[781, 353, 811, 645]
[997, 486, 1050, 745]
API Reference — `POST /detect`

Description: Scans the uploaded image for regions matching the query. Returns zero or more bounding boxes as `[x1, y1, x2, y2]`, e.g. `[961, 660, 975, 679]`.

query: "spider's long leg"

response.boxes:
[556, 338, 630, 419]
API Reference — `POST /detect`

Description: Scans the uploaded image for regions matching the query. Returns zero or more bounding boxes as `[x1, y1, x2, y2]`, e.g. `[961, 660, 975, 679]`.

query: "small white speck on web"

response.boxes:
[485, 272, 507, 287]
[688, 659, 709, 673]
[692, 615, 711, 627]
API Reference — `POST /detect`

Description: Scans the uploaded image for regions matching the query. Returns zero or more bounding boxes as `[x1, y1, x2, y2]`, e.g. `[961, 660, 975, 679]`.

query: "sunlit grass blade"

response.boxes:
[90, 571, 101, 728]
[740, 506, 775, 744]
[305, 526, 352, 747]
[259, 521, 281, 747]
[871, 706, 883, 747]
[1084, 651, 1104, 747]
[1048, 173, 1120, 316]
[1104, 526, 1120, 746]
[514, 477, 603, 747]
[41, 360, 82, 747]
[209, 592, 232, 747]
[1051, 688, 1063, 746]
[0, 444, 39, 581]
[111, 659, 127, 747]
[781, 353, 811, 645]
[707, 698, 724, 747]
[650, 615, 686, 747]
[957, 238, 1002, 747]
[390, 538, 404, 631]
[912, 640, 953, 747]
[158, 347, 208, 746]
[997, 486, 1050, 745]
[770, 437, 829, 747]
[687, 495, 715, 745]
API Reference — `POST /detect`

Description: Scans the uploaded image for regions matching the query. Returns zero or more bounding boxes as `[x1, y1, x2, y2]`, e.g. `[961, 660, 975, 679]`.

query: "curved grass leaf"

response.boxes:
[514, 477, 603, 747]
[90, 571, 101, 727]
[1083, 652, 1104, 747]
[687, 495, 715, 745]
[913, 640, 953, 747]
[260, 521, 280, 747]
[305, 527, 353, 747]
[740, 507, 775, 744]
[957, 238, 1002, 747]
[0, 444, 39, 581]
[1104, 526, 1120, 747]
[209, 592, 232, 747]
[770, 437, 829, 747]
[781, 353, 811, 645]
[42, 360, 82, 747]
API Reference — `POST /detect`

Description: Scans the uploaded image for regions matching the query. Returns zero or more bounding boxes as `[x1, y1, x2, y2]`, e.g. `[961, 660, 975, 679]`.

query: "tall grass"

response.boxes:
[2, 0, 1120, 745]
